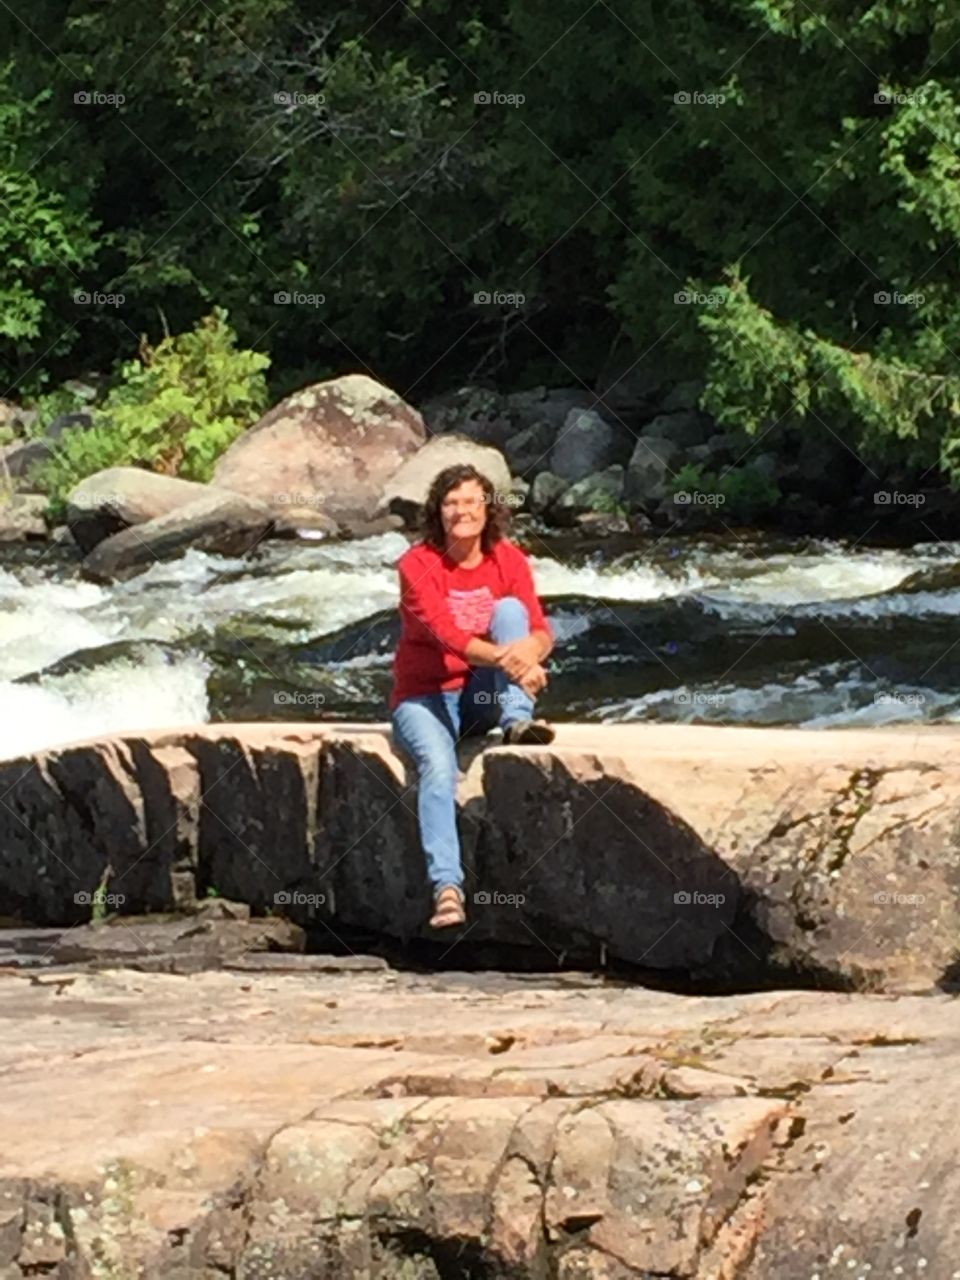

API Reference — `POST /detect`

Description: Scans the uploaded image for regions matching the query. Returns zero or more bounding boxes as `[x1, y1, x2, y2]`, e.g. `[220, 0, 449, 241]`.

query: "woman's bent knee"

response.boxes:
[491, 595, 528, 623]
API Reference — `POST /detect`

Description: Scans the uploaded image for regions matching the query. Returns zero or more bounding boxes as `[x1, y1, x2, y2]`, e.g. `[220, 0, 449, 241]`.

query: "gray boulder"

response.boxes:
[49, 523, 76, 547]
[502, 421, 556, 477]
[336, 514, 406, 539]
[504, 386, 596, 432]
[0, 399, 20, 430]
[378, 435, 513, 526]
[556, 466, 625, 516]
[270, 509, 339, 540]
[81, 490, 274, 582]
[0, 494, 47, 541]
[45, 913, 303, 970]
[423, 384, 597, 450]
[624, 436, 681, 510]
[421, 385, 514, 447]
[67, 467, 213, 553]
[62, 377, 100, 401]
[574, 510, 631, 535]
[0, 416, 96, 496]
[0, 403, 39, 434]
[687, 443, 715, 466]
[549, 408, 633, 483]
[528, 471, 568, 515]
[0, 439, 52, 482]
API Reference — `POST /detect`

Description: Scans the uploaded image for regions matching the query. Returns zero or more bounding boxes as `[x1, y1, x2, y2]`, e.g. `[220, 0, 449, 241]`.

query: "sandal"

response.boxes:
[429, 885, 466, 929]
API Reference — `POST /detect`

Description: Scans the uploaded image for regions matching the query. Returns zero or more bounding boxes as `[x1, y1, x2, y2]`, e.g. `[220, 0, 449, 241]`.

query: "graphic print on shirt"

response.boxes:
[448, 585, 496, 635]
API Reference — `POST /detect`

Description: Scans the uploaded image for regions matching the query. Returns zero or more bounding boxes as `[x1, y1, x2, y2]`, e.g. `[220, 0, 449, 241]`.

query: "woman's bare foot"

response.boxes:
[429, 885, 466, 929]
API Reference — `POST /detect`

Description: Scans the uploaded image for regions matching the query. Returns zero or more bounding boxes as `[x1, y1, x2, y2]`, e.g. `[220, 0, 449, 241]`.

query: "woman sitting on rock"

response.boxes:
[391, 463, 555, 929]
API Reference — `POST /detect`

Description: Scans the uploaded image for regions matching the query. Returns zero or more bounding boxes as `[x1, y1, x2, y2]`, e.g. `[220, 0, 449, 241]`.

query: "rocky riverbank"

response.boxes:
[2, 722, 959, 992]
[3, 368, 957, 572]
[0, 965, 957, 1278]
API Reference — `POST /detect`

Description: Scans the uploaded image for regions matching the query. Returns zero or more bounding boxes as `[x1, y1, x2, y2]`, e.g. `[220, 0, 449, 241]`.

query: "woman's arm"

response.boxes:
[498, 633, 550, 681]
[497, 545, 553, 679]
[464, 635, 507, 667]
[508, 546, 552, 648]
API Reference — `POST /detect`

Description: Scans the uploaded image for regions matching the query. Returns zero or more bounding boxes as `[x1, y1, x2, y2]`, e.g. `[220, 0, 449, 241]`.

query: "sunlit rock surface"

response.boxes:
[0, 968, 956, 1277]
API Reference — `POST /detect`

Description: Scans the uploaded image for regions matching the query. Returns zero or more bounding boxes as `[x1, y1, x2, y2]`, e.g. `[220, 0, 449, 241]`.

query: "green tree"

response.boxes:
[0, 63, 98, 387]
[4, 0, 960, 489]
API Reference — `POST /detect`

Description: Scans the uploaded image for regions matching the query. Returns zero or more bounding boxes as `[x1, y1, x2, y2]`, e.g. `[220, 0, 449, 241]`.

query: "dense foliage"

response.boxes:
[33, 310, 269, 512]
[4, 1, 960, 479]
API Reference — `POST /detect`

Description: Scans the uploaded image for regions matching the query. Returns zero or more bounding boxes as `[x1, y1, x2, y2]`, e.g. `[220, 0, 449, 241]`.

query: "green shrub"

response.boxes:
[670, 459, 780, 523]
[34, 308, 270, 514]
[671, 462, 709, 498]
[717, 465, 781, 523]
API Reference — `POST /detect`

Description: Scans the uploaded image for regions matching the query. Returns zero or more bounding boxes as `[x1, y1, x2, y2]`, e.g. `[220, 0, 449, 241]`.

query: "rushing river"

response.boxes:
[2, 526, 960, 761]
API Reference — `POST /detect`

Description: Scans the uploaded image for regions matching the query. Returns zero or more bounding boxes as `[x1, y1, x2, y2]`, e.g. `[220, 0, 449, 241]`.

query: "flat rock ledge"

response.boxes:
[0, 969, 958, 1278]
[2, 723, 960, 991]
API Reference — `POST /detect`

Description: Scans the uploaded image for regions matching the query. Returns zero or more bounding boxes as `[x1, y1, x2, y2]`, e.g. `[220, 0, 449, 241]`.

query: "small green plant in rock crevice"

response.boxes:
[590, 489, 628, 517]
[91, 864, 113, 924]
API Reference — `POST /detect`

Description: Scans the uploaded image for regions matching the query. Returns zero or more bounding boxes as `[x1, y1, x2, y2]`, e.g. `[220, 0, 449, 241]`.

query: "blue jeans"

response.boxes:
[391, 596, 538, 895]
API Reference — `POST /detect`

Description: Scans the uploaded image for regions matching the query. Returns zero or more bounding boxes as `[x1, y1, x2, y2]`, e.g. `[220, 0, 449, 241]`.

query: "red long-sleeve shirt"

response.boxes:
[390, 538, 551, 707]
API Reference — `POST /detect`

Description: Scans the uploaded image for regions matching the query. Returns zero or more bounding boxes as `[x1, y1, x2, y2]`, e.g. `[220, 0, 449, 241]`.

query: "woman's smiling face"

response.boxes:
[440, 478, 488, 543]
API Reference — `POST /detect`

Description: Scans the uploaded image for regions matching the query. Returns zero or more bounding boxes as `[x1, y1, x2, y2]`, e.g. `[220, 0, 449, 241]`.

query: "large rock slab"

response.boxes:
[212, 374, 425, 524]
[81, 490, 274, 581]
[0, 969, 957, 1277]
[2, 724, 960, 992]
[66, 466, 213, 552]
[14, 905, 305, 973]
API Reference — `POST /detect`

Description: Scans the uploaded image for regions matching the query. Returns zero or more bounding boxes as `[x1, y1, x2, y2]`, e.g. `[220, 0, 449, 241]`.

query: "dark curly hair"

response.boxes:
[421, 464, 511, 552]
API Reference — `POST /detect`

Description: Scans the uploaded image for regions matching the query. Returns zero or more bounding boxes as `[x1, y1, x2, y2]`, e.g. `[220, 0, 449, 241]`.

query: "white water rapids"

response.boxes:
[2, 532, 960, 760]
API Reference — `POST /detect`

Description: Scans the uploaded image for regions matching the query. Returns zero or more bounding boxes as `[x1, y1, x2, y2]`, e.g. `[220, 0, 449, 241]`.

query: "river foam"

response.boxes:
[0, 649, 210, 761]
